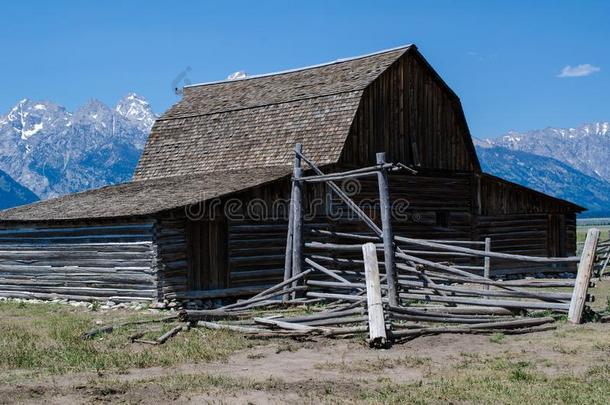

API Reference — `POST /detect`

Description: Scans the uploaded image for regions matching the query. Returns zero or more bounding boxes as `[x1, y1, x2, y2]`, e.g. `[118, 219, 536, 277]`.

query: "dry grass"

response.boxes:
[1, 282, 610, 404]
[0, 300, 255, 377]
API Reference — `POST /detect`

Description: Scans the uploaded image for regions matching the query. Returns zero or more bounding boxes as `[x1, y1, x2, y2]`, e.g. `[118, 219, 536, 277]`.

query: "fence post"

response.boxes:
[483, 237, 491, 290]
[291, 144, 304, 298]
[568, 228, 600, 324]
[600, 231, 610, 277]
[376, 153, 398, 307]
[283, 167, 296, 301]
[362, 242, 387, 348]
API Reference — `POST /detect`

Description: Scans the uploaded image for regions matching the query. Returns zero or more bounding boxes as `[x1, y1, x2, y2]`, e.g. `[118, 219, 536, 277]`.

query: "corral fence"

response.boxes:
[178, 145, 603, 347]
[281, 144, 600, 342]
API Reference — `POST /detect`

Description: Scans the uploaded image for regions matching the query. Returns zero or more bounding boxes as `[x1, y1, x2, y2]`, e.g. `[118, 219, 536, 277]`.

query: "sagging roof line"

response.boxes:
[184, 44, 415, 89]
[156, 89, 364, 122]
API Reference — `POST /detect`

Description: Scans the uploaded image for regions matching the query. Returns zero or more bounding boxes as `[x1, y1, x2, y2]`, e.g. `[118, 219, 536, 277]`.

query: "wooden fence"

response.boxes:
[282, 144, 599, 331]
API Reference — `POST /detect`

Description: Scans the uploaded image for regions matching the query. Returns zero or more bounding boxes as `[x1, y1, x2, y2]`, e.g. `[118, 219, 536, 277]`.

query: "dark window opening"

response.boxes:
[436, 211, 449, 228]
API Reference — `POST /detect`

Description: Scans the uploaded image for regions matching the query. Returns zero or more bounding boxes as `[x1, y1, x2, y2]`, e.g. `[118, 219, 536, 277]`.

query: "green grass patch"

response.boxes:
[0, 301, 255, 375]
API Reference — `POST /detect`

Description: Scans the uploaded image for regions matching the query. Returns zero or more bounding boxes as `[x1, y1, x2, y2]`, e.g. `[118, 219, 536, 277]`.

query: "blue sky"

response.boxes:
[1, 0, 608, 138]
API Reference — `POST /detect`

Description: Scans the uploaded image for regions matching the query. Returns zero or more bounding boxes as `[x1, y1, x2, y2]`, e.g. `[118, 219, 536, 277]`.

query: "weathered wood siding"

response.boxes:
[340, 50, 478, 171]
[228, 221, 287, 288]
[320, 171, 473, 241]
[155, 217, 188, 299]
[0, 221, 159, 301]
[207, 171, 476, 288]
[475, 175, 578, 275]
[186, 218, 228, 291]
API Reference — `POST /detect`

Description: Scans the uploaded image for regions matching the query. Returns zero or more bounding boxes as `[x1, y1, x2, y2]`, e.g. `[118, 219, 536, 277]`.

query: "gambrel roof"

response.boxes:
[134, 46, 411, 180]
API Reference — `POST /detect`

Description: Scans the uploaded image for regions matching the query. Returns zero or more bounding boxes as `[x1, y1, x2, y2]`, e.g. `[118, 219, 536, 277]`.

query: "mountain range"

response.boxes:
[0, 93, 156, 200]
[0, 94, 608, 218]
[476, 122, 610, 217]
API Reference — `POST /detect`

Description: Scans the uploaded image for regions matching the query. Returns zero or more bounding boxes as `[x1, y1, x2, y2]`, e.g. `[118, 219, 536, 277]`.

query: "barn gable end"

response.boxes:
[341, 48, 479, 171]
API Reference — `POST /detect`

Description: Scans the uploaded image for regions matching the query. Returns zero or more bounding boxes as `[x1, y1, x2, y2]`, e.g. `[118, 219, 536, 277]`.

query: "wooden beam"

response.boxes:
[568, 228, 600, 324]
[483, 237, 491, 291]
[394, 235, 580, 263]
[291, 143, 304, 298]
[363, 242, 387, 348]
[376, 153, 398, 306]
[283, 178, 295, 301]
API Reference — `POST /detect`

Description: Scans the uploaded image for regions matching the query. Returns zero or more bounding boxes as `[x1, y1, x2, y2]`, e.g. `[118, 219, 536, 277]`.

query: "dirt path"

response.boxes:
[3, 322, 609, 404]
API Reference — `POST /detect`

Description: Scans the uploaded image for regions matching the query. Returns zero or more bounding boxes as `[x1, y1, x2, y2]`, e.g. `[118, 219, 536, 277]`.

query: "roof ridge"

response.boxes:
[184, 44, 414, 89]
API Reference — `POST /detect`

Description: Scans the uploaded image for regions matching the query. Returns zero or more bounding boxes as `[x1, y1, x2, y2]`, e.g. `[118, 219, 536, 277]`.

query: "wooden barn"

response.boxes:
[0, 45, 583, 304]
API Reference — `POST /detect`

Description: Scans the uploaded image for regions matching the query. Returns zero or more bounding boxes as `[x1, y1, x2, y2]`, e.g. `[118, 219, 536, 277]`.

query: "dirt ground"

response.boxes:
[2, 321, 609, 404]
[1, 279, 609, 404]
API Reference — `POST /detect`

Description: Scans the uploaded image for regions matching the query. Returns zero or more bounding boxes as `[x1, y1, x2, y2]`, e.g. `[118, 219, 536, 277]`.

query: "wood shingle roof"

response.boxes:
[0, 46, 413, 222]
[134, 46, 411, 180]
[0, 167, 291, 221]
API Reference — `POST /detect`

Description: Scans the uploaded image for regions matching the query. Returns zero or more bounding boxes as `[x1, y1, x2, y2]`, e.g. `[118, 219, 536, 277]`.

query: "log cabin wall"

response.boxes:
[475, 175, 578, 275]
[190, 170, 477, 291]
[176, 167, 580, 292]
[323, 170, 476, 272]
[155, 216, 189, 299]
[0, 220, 159, 302]
[223, 176, 325, 290]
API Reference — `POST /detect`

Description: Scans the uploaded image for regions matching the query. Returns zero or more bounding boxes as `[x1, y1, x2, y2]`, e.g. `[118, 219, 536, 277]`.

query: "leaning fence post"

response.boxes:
[376, 152, 398, 306]
[362, 242, 387, 348]
[568, 228, 600, 324]
[291, 143, 304, 298]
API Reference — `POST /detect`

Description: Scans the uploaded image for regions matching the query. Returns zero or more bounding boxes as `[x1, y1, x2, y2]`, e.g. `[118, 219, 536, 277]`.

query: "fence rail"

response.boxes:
[278, 144, 600, 346]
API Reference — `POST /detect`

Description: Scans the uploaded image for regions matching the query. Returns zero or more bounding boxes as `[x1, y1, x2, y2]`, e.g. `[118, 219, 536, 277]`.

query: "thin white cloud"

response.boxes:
[557, 64, 601, 78]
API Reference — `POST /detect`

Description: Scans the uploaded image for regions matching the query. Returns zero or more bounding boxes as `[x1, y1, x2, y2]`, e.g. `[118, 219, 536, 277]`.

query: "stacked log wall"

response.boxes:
[475, 175, 579, 276]
[155, 217, 189, 299]
[0, 220, 159, 302]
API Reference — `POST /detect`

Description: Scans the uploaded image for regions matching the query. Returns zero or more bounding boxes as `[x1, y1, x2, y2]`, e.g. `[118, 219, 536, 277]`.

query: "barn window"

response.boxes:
[436, 211, 449, 228]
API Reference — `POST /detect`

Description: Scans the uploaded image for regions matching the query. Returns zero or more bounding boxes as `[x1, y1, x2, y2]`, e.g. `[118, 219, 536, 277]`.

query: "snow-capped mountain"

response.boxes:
[115, 93, 156, 132]
[0, 94, 156, 199]
[0, 169, 38, 210]
[479, 122, 610, 183]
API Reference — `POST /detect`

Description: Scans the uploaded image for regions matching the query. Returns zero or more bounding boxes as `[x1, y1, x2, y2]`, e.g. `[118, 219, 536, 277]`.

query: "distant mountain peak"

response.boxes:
[115, 93, 156, 130]
[3, 99, 70, 141]
[0, 168, 38, 210]
[476, 145, 610, 217]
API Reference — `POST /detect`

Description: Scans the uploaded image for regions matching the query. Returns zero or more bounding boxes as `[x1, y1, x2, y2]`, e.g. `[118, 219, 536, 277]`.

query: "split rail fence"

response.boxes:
[177, 145, 602, 346]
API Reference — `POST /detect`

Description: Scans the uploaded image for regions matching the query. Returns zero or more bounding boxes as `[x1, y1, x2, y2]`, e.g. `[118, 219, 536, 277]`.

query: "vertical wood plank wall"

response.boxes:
[476, 175, 578, 275]
[185, 218, 228, 291]
[340, 50, 477, 171]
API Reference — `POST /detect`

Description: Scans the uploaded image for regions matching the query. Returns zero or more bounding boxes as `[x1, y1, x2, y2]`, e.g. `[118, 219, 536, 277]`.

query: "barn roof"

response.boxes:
[134, 45, 412, 180]
[0, 167, 291, 222]
[0, 45, 413, 222]
[0, 44, 583, 222]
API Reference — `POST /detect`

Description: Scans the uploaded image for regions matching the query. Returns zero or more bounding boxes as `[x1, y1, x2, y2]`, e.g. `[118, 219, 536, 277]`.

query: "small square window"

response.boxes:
[436, 211, 449, 228]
